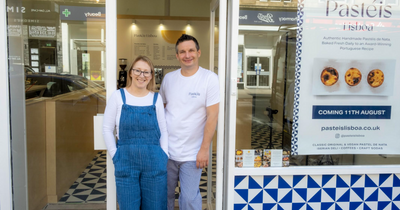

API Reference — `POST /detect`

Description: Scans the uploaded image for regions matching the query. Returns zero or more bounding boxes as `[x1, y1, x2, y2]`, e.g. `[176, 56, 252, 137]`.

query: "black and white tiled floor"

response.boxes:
[58, 151, 107, 203]
[58, 151, 217, 204]
[251, 120, 284, 149]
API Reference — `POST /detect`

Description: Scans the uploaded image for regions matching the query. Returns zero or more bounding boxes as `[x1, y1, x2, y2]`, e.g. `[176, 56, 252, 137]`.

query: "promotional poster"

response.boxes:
[293, 0, 400, 155]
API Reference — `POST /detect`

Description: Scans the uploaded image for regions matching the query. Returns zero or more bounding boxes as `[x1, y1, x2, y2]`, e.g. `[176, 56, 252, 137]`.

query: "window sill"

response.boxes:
[234, 165, 400, 176]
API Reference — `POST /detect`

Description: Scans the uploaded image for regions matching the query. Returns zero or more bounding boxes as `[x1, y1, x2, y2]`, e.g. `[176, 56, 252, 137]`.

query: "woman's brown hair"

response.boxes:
[126, 55, 155, 92]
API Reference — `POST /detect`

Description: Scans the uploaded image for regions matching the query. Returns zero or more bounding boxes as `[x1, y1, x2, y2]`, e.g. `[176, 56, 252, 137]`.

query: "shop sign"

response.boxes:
[60, 6, 105, 21]
[239, 10, 297, 25]
[29, 26, 56, 38]
[7, 2, 58, 25]
[292, 0, 400, 155]
[8, 25, 22, 37]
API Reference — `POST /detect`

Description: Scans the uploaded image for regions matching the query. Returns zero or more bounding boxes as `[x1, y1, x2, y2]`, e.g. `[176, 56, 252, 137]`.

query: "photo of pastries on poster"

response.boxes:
[254, 149, 262, 168]
[282, 151, 290, 167]
[235, 149, 243, 168]
[312, 58, 395, 96]
[263, 150, 271, 167]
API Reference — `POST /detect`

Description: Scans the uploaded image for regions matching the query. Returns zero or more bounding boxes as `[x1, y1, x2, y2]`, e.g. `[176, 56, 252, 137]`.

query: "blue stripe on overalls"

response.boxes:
[113, 89, 168, 210]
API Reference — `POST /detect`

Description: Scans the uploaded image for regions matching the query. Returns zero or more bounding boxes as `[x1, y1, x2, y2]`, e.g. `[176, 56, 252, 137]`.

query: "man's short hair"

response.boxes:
[175, 34, 200, 54]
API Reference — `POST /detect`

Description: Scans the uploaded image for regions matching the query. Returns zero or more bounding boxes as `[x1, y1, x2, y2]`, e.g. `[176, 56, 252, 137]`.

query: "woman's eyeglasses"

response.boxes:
[132, 69, 152, 77]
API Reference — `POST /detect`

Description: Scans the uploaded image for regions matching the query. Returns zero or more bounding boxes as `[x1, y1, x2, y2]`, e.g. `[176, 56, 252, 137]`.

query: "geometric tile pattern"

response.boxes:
[58, 151, 216, 203]
[234, 174, 400, 210]
[251, 121, 283, 150]
[58, 151, 107, 203]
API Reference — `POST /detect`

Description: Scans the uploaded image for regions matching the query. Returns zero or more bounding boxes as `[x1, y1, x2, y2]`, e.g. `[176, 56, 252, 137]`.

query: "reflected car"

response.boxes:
[24, 65, 36, 74]
[25, 73, 105, 99]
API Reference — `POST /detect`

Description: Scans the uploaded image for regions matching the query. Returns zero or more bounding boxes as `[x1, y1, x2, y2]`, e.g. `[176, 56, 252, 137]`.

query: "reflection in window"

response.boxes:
[236, 26, 400, 167]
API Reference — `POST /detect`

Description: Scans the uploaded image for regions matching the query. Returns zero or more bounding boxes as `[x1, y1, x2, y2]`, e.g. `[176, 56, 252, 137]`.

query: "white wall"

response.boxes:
[117, 19, 210, 72]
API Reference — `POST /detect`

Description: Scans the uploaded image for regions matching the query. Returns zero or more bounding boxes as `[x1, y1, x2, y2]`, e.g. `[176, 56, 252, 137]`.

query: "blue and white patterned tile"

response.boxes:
[248, 203, 262, 210]
[307, 188, 320, 202]
[392, 187, 400, 201]
[293, 175, 307, 188]
[306, 202, 321, 210]
[378, 188, 392, 202]
[336, 201, 350, 209]
[264, 175, 279, 189]
[280, 175, 293, 188]
[349, 201, 363, 210]
[292, 188, 307, 203]
[325, 188, 337, 201]
[278, 176, 292, 189]
[380, 201, 393, 210]
[234, 174, 400, 207]
[394, 174, 400, 187]
[336, 175, 351, 188]
[263, 189, 278, 203]
[321, 202, 335, 210]
[291, 203, 307, 210]
[321, 188, 335, 203]
[365, 187, 379, 202]
[277, 189, 291, 203]
[235, 189, 248, 204]
[249, 176, 263, 189]
[248, 189, 263, 204]
[308, 175, 322, 188]
[365, 174, 380, 188]
[380, 174, 393, 187]
[277, 203, 291, 210]
[234, 203, 247, 210]
[322, 175, 336, 188]
[351, 174, 365, 188]
[349, 188, 364, 202]
[365, 201, 378, 209]
[262, 203, 277, 210]
[392, 201, 400, 209]
[293, 188, 307, 203]
[336, 188, 350, 202]
[235, 176, 249, 189]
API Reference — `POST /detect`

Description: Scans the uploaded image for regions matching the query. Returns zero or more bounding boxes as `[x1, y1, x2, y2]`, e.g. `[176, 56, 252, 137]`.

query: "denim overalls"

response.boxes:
[113, 89, 168, 210]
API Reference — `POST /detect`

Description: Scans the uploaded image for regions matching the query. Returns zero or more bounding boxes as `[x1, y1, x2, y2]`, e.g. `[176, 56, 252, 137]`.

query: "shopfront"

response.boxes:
[2, 0, 400, 210]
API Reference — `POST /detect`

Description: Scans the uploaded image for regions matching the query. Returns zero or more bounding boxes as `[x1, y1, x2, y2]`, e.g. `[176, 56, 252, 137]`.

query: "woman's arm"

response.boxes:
[156, 94, 169, 157]
[102, 91, 119, 158]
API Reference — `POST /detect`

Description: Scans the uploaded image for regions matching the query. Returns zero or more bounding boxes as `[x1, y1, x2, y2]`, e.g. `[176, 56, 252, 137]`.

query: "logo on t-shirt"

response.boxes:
[188, 92, 200, 98]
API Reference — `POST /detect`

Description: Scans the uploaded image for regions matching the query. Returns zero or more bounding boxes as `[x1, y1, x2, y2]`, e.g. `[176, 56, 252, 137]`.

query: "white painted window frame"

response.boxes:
[225, 0, 400, 208]
[209, 0, 227, 209]
[106, 0, 117, 209]
[0, 0, 13, 208]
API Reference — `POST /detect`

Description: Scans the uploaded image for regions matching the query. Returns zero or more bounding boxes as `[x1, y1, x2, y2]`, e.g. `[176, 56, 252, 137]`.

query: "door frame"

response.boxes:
[105, 0, 117, 209]
[224, 0, 239, 209]
[209, 0, 227, 209]
[0, 0, 13, 208]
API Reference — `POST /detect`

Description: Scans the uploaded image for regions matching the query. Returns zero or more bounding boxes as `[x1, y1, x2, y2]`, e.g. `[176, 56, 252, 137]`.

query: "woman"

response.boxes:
[103, 56, 168, 210]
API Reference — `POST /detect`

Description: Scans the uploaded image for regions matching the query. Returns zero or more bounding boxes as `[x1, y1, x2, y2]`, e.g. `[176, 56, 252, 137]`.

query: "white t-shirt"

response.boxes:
[102, 89, 168, 158]
[159, 67, 219, 161]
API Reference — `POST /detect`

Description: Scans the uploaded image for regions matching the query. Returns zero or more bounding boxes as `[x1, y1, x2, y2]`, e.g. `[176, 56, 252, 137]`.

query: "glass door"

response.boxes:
[258, 56, 270, 87]
[246, 56, 257, 87]
[6, 0, 113, 209]
[246, 56, 271, 88]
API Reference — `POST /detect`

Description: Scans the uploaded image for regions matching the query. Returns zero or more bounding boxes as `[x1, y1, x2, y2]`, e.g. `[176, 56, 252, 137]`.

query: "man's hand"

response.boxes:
[196, 147, 209, 169]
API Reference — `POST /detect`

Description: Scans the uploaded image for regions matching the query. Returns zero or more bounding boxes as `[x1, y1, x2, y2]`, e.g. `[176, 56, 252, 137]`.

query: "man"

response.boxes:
[159, 34, 219, 210]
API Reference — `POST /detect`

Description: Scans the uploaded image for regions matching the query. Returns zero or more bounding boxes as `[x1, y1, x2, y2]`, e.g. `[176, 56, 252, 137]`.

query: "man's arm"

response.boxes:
[196, 103, 219, 168]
